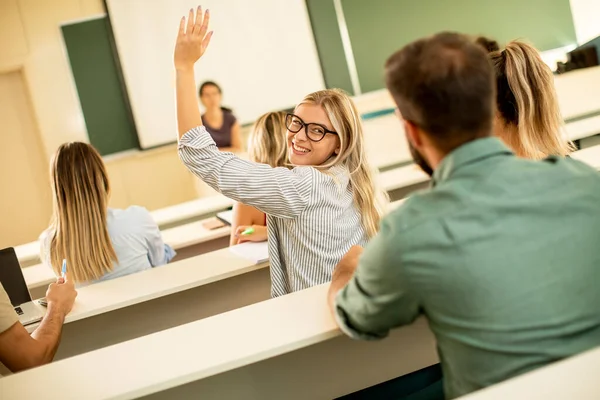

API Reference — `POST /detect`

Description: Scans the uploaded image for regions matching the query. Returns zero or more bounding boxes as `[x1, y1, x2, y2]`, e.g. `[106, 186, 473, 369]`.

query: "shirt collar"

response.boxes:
[432, 137, 514, 185]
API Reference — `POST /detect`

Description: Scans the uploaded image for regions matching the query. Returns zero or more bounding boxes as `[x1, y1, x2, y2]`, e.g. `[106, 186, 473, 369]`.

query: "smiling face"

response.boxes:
[287, 103, 340, 166]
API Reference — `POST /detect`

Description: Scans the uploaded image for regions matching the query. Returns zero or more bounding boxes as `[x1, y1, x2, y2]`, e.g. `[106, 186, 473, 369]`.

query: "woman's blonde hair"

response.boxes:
[489, 40, 574, 159]
[247, 111, 288, 167]
[43, 142, 117, 283]
[299, 89, 387, 238]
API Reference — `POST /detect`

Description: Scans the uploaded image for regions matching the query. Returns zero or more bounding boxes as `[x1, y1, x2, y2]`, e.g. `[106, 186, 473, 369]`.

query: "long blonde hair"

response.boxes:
[490, 40, 574, 159]
[300, 89, 387, 238]
[248, 111, 288, 167]
[43, 142, 117, 283]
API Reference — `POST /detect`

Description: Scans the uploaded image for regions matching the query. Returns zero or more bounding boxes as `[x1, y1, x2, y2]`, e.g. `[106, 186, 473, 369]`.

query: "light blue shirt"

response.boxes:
[41, 206, 175, 286]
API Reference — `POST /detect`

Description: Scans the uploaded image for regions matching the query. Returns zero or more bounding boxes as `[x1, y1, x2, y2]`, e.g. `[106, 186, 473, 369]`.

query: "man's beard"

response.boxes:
[409, 142, 434, 177]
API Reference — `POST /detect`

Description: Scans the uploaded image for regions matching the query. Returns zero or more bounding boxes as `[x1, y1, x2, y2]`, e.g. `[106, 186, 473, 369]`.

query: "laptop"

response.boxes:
[0, 247, 44, 326]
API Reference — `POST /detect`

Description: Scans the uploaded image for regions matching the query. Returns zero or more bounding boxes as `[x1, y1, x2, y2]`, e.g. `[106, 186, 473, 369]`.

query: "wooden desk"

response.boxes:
[458, 346, 600, 399]
[2, 284, 438, 400]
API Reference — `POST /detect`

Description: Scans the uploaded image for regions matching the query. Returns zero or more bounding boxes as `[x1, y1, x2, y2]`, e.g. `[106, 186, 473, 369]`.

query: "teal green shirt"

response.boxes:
[335, 137, 600, 399]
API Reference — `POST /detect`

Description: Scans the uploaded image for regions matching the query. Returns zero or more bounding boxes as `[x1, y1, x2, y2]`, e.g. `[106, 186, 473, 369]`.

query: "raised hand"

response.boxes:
[174, 6, 214, 71]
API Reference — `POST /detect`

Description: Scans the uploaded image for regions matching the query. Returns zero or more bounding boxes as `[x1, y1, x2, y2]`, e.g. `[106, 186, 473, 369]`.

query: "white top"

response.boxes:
[179, 126, 370, 297]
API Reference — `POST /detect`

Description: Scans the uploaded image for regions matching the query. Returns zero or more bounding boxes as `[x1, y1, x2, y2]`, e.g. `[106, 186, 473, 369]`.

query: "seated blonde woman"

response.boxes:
[230, 111, 288, 245]
[40, 142, 175, 286]
[477, 37, 574, 159]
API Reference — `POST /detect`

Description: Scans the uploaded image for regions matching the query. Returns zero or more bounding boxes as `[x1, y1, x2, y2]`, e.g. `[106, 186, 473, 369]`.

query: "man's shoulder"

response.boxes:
[385, 187, 463, 234]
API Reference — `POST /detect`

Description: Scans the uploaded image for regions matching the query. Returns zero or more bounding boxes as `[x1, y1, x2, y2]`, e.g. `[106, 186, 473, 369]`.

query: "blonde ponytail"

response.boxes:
[43, 142, 117, 283]
[490, 41, 574, 159]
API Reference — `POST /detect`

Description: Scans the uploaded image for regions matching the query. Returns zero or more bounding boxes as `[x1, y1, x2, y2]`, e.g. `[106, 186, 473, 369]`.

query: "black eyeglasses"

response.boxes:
[285, 113, 338, 142]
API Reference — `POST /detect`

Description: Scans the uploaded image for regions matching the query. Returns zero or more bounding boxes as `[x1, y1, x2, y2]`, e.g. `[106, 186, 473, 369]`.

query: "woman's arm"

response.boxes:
[174, 8, 312, 218]
[174, 8, 212, 138]
[230, 202, 266, 245]
[137, 207, 176, 266]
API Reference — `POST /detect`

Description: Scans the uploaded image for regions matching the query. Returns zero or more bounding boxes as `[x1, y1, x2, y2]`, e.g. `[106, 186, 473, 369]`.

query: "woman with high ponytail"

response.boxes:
[487, 40, 574, 159]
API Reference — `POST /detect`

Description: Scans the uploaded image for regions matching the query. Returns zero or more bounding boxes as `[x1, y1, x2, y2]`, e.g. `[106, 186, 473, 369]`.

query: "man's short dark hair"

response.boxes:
[385, 32, 495, 152]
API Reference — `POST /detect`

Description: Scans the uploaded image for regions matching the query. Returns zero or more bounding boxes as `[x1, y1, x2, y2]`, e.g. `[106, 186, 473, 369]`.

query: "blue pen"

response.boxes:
[61, 259, 67, 279]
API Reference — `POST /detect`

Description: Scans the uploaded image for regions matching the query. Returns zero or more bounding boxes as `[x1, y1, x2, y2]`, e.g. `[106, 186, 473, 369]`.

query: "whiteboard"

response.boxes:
[105, 0, 325, 148]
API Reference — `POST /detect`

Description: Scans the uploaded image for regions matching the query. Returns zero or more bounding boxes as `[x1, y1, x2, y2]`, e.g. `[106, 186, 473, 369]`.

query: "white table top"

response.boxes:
[25, 247, 268, 333]
[4, 284, 341, 400]
[555, 66, 600, 120]
[458, 346, 600, 399]
[571, 144, 600, 168]
[13, 241, 39, 264]
[150, 194, 235, 228]
[564, 115, 600, 141]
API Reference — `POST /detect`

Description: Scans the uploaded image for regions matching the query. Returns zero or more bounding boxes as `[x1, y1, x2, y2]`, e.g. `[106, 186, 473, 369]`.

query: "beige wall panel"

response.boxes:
[0, 0, 29, 70]
[0, 71, 52, 247]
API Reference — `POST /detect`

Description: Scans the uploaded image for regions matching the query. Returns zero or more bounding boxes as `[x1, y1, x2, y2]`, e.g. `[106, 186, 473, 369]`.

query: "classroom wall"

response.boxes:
[0, 0, 199, 247]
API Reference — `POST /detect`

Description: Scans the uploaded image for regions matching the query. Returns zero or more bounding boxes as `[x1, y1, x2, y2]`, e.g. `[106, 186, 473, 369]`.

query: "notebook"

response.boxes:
[229, 241, 269, 264]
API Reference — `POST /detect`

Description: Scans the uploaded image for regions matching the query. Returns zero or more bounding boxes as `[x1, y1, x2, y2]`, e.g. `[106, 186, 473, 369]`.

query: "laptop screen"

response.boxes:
[0, 248, 32, 307]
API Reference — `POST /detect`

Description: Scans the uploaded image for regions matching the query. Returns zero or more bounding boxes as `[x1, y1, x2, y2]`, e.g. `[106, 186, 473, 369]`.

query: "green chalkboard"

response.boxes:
[62, 17, 139, 156]
[344, 0, 577, 92]
[305, 0, 354, 94]
[307, 0, 578, 94]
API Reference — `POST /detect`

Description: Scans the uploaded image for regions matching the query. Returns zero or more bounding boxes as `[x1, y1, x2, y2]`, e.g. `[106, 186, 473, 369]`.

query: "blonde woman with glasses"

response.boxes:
[174, 8, 386, 297]
[477, 37, 575, 159]
[40, 142, 175, 286]
[230, 111, 288, 245]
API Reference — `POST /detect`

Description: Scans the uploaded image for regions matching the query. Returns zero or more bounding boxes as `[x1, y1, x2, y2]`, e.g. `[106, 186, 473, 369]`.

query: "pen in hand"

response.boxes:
[61, 259, 67, 279]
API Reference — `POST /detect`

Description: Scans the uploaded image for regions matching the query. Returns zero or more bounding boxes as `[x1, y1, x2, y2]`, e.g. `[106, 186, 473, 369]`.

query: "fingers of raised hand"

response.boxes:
[186, 8, 195, 35]
[202, 30, 214, 52]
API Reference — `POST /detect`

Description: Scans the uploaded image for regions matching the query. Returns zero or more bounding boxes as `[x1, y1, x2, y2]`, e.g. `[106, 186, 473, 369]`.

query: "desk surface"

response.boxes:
[555, 66, 600, 120]
[459, 346, 600, 399]
[151, 194, 235, 228]
[25, 247, 268, 333]
[4, 284, 341, 400]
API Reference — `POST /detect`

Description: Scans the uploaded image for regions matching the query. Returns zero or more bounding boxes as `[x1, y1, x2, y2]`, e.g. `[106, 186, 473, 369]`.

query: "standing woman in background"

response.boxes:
[476, 37, 574, 159]
[199, 81, 242, 152]
[230, 111, 289, 245]
[40, 142, 175, 286]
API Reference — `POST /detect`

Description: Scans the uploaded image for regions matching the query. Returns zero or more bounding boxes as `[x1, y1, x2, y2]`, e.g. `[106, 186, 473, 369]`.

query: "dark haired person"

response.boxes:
[198, 81, 242, 152]
[475, 35, 500, 53]
[329, 32, 600, 399]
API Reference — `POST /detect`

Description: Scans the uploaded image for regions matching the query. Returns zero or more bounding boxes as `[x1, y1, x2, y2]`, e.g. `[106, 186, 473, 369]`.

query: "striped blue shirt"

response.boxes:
[178, 126, 368, 297]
